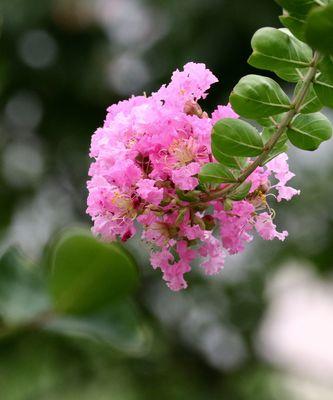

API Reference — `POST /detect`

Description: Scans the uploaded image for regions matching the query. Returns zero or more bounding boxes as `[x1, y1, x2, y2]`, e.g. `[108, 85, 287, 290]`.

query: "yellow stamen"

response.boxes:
[169, 137, 196, 165]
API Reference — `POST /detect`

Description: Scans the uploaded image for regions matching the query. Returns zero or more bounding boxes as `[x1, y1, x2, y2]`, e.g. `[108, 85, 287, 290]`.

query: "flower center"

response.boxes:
[111, 192, 137, 219]
[169, 137, 196, 165]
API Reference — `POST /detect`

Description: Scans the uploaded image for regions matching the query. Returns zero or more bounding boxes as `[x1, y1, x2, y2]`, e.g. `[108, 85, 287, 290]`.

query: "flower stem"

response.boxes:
[201, 51, 321, 203]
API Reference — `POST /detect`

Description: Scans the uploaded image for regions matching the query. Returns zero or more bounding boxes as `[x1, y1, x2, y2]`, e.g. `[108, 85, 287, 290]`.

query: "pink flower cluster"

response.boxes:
[87, 63, 299, 291]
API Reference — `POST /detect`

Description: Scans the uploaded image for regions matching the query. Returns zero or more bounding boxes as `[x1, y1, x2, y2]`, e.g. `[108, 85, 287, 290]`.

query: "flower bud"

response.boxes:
[183, 100, 203, 117]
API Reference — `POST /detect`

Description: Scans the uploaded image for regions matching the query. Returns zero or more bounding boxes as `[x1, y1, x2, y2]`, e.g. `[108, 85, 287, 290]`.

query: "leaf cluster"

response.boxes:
[199, 0, 333, 201]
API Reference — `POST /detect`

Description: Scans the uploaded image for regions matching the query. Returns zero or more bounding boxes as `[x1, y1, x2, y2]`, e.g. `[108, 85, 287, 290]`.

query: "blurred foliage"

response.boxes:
[1, 0, 333, 399]
[0, 229, 287, 400]
[48, 229, 138, 313]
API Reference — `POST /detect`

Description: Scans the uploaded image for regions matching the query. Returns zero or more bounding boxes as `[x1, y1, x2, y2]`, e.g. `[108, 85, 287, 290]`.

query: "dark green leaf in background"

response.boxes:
[44, 301, 150, 355]
[305, 2, 333, 54]
[279, 11, 307, 41]
[48, 229, 139, 315]
[275, 0, 327, 16]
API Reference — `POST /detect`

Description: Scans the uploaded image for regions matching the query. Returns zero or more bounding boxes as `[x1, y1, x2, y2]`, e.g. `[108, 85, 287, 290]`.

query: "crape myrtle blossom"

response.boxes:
[87, 62, 299, 291]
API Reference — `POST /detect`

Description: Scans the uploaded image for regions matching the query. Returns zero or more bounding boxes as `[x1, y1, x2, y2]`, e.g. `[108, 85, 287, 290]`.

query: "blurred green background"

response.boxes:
[1, 0, 333, 399]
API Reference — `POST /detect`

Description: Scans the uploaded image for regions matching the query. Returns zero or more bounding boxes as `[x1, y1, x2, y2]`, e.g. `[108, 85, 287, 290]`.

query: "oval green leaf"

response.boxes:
[48, 229, 139, 314]
[229, 75, 291, 119]
[211, 142, 247, 170]
[275, 66, 305, 83]
[212, 118, 264, 157]
[199, 163, 238, 184]
[279, 11, 307, 41]
[287, 112, 332, 150]
[248, 27, 312, 72]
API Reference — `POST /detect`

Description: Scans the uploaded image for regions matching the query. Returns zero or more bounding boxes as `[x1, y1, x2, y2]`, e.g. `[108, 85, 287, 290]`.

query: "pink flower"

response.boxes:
[87, 62, 298, 291]
[171, 162, 201, 190]
[255, 212, 288, 241]
[211, 104, 239, 124]
[266, 154, 300, 202]
[136, 179, 163, 205]
[276, 186, 300, 202]
[155, 62, 218, 110]
[199, 232, 226, 275]
[215, 201, 255, 254]
[107, 159, 142, 189]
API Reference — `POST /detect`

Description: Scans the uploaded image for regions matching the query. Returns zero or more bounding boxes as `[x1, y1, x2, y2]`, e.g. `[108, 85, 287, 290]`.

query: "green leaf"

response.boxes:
[275, 66, 304, 83]
[228, 182, 252, 201]
[275, 0, 326, 16]
[287, 112, 332, 150]
[199, 163, 238, 184]
[212, 118, 264, 157]
[257, 117, 274, 127]
[314, 72, 333, 107]
[294, 81, 323, 113]
[48, 229, 139, 314]
[0, 248, 50, 325]
[44, 301, 150, 355]
[176, 189, 201, 202]
[229, 75, 291, 119]
[305, 2, 333, 54]
[258, 113, 286, 128]
[248, 27, 312, 72]
[279, 11, 307, 41]
[211, 142, 247, 170]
